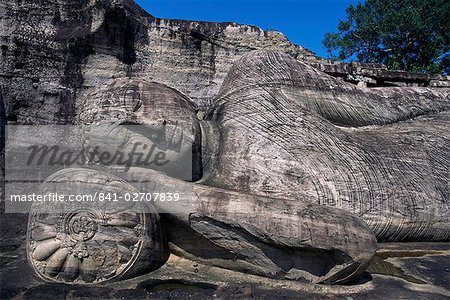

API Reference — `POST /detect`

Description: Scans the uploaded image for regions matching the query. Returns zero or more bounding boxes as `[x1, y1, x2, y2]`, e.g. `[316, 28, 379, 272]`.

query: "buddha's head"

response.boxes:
[79, 78, 202, 181]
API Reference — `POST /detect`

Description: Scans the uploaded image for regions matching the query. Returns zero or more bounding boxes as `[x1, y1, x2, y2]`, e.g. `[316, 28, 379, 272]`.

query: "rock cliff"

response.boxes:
[1, 0, 448, 122]
[0, 0, 318, 124]
[0, 0, 449, 293]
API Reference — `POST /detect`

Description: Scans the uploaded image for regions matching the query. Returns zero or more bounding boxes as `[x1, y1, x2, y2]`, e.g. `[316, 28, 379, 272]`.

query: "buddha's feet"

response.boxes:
[26, 168, 168, 284]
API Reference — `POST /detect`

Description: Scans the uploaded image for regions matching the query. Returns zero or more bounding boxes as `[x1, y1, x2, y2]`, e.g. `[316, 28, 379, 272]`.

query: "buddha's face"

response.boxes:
[79, 79, 202, 181]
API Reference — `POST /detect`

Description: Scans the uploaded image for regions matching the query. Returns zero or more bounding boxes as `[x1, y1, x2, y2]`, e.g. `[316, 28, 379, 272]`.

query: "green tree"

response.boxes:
[323, 0, 450, 74]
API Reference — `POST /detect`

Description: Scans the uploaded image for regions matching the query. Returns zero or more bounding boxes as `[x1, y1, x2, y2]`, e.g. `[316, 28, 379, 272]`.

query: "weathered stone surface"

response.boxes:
[26, 45, 450, 283]
[78, 78, 203, 181]
[32, 166, 376, 284]
[22, 76, 378, 284]
[0, 0, 153, 124]
[0, 87, 5, 213]
[204, 51, 449, 242]
[1, 241, 449, 299]
[310, 60, 449, 87]
[430, 79, 450, 88]
[0, 0, 315, 124]
[1, 0, 449, 291]
[27, 169, 168, 284]
[3, 0, 443, 123]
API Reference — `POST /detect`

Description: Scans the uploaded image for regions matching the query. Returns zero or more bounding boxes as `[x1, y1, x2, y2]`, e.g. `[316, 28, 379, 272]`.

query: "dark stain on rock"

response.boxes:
[367, 250, 441, 284]
[101, 8, 137, 65]
[1, 45, 8, 56]
[136, 279, 217, 293]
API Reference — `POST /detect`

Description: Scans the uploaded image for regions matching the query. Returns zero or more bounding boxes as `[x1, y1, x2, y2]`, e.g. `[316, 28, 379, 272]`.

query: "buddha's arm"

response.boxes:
[112, 167, 377, 284]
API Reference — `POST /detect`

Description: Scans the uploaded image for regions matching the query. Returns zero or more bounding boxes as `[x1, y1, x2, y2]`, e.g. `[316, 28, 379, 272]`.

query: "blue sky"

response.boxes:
[134, 0, 361, 59]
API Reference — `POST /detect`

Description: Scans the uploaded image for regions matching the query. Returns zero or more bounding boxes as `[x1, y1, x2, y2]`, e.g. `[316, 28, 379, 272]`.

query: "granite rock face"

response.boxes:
[1, 0, 448, 118]
[1, 0, 448, 122]
[27, 166, 377, 285]
[25, 46, 450, 283]
[0, 88, 4, 215]
[1, 0, 449, 289]
[205, 51, 450, 242]
[2, 242, 450, 300]
[25, 78, 377, 285]
[0, 0, 152, 124]
[27, 168, 169, 284]
[0, 0, 316, 124]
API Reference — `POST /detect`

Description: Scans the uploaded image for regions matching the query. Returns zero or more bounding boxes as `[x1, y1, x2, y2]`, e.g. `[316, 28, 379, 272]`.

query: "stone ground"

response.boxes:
[0, 214, 449, 300]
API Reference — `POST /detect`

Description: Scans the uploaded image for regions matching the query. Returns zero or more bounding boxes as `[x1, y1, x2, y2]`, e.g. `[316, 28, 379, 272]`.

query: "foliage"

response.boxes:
[323, 0, 450, 74]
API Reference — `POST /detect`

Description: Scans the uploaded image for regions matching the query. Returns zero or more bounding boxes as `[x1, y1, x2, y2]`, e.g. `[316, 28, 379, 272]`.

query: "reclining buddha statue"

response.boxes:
[26, 51, 449, 285]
